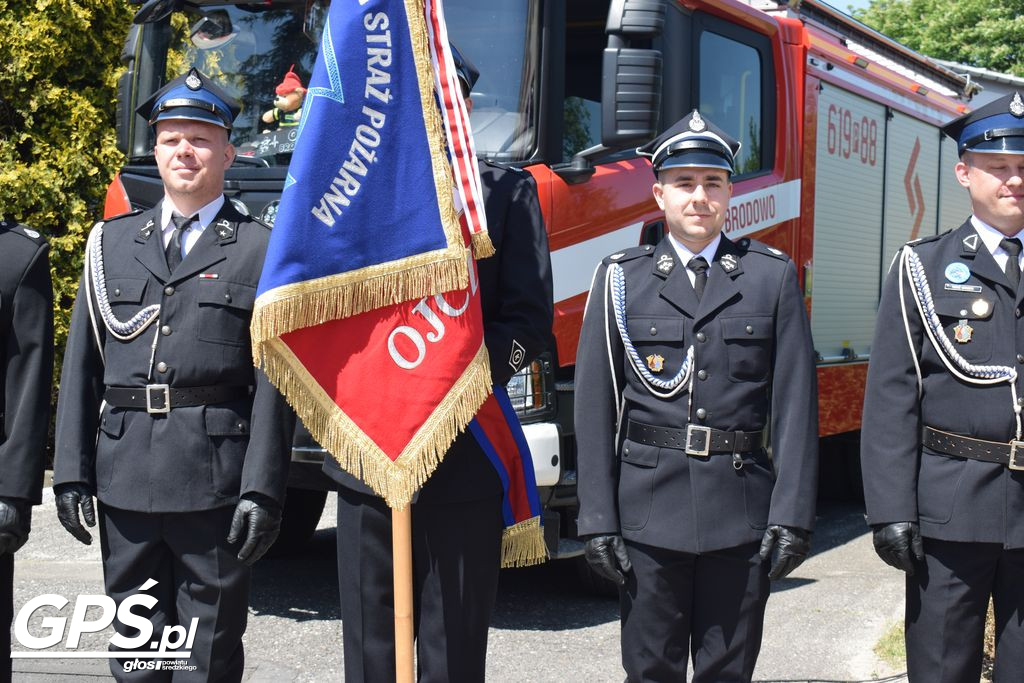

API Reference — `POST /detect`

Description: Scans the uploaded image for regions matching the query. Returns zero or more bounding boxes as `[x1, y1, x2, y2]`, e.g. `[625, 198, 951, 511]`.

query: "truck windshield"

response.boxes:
[139, 0, 539, 164]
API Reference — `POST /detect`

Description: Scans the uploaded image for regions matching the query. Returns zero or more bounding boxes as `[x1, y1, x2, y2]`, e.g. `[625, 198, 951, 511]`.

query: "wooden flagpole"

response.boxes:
[392, 505, 415, 683]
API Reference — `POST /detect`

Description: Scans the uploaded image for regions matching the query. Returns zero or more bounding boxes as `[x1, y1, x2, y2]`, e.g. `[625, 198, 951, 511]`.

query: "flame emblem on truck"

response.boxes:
[904, 138, 925, 241]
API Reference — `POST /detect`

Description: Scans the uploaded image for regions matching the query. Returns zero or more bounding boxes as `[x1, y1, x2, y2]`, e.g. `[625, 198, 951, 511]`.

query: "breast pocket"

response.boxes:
[721, 315, 774, 382]
[105, 278, 149, 319]
[197, 281, 257, 347]
[625, 317, 687, 379]
[933, 293, 994, 363]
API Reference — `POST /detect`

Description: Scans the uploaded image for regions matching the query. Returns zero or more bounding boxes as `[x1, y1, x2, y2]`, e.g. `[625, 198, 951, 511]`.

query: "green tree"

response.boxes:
[853, 0, 1024, 77]
[0, 0, 132, 386]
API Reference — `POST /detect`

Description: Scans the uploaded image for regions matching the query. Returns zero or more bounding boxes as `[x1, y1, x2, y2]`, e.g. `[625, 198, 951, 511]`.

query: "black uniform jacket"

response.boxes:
[324, 159, 554, 502]
[54, 201, 293, 513]
[0, 222, 53, 503]
[575, 235, 819, 553]
[863, 219, 1024, 547]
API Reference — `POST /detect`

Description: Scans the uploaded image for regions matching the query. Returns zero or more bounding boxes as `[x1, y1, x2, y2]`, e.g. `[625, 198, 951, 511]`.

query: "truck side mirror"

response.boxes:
[601, 44, 662, 147]
[601, 0, 665, 147]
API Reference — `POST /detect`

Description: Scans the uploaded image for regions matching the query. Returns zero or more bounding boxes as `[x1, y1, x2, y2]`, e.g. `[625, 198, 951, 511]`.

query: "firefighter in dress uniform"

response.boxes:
[575, 111, 819, 682]
[0, 220, 53, 681]
[322, 47, 554, 682]
[52, 69, 293, 681]
[862, 91, 1024, 682]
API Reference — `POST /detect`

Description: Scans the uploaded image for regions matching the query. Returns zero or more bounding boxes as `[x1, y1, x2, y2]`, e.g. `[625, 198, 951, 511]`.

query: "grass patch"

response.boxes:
[874, 619, 906, 669]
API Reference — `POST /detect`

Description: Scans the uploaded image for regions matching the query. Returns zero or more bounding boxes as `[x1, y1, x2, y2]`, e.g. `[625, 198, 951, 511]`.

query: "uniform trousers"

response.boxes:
[335, 486, 504, 683]
[906, 538, 1024, 683]
[1, 553, 12, 683]
[99, 504, 249, 683]
[621, 540, 769, 683]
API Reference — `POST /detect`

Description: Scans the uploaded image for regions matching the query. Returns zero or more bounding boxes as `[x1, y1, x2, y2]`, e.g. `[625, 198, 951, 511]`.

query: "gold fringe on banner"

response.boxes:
[500, 516, 548, 568]
[257, 338, 493, 509]
[470, 231, 496, 260]
[406, 0, 465, 259]
[250, 252, 466, 365]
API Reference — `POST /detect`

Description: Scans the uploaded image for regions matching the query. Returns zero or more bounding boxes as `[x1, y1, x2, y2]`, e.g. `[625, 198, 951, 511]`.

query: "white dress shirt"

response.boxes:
[160, 195, 225, 259]
[971, 215, 1024, 272]
[667, 232, 722, 287]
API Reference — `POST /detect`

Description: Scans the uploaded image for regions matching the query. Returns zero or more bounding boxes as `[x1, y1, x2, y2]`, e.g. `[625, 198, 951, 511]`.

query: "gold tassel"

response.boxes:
[500, 516, 548, 568]
[470, 231, 496, 260]
[249, 256, 468, 366]
[258, 338, 493, 509]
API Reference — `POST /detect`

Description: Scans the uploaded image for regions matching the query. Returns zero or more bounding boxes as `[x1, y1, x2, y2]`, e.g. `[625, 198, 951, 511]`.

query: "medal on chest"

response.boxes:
[953, 319, 973, 343]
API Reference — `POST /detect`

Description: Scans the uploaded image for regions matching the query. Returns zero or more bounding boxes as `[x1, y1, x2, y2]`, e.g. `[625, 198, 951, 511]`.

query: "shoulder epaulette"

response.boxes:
[103, 208, 144, 223]
[905, 230, 948, 248]
[0, 220, 47, 245]
[602, 244, 655, 265]
[740, 238, 789, 261]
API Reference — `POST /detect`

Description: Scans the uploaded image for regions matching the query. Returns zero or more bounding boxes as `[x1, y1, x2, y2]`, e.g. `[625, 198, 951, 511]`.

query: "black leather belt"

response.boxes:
[923, 426, 1024, 470]
[104, 385, 251, 414]
[626, 419, 763, 457]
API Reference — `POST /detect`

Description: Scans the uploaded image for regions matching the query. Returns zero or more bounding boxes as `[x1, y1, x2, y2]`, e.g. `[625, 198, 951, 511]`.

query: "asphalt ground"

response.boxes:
[11, 493, 907, 682]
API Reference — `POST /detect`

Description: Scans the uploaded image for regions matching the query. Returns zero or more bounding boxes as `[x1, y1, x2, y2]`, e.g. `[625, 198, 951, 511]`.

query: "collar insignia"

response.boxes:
[138, 219, 155, 240]
[656, 253, 674, 274]
[962, 234, 979, 252]
[721, 253, 738, 272]
[1011, 92, 1024, 118]
[214, 219, 235, 240]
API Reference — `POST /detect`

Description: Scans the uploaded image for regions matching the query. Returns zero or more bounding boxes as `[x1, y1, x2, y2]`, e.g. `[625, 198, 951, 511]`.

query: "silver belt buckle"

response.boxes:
[145, 384, 171, 414]
[685, 425, 712, 457]
[1010, 441, 1024, 471]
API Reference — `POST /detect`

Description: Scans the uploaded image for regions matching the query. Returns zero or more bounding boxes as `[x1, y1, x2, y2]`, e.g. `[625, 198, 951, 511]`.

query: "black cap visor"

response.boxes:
[960, 131, 1024, 156]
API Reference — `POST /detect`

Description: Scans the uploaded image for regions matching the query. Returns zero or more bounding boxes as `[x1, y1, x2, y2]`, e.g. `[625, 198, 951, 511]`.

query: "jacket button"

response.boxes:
[623, 445, 630, 455]
[225, 293, 232, 303]
[697, 369, 707, 380]
[156, 362, 168, 373]
[746, 325, 754, 334]
[1018, 354, 1024, 364]
[696, 332, 707, 342]
[237, 422, 247, 433]
[649, 326, 657, 335]
[695, 408, 707, 419]
[1018, 307, 1023, 319]
[114, 288, 121, 297]
[164, 286, 175, 296]
[161, 325, 171, 336]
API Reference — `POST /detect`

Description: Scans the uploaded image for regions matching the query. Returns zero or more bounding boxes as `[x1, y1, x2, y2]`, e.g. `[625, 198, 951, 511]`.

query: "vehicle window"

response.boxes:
[698, 30, 763, 174]
[562, 0, 608, 161]
[137, 0, 539, 166]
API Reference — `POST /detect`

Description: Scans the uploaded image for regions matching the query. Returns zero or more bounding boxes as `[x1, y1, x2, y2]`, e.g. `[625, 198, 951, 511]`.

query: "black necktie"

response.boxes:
[1002, 237, 1022, 290]
[688, 256, 709, 302]
[165, 214, 194, 272]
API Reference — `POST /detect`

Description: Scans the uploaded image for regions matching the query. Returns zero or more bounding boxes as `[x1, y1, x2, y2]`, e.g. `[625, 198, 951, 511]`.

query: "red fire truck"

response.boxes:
[108, 0, 976, 570]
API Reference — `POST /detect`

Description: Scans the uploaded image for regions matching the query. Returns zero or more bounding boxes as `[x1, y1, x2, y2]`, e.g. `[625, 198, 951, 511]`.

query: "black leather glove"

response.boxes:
[584, 534, 632, 586]
[0, 498, 31, 555]
[227, 493, 282, 566]
[55, 483, 96, 545]
[872, 521, 924, 575]
[759, 525, 812, 580]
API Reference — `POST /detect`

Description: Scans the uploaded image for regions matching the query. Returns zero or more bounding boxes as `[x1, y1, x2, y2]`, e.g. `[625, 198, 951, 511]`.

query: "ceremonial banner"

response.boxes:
[252, 0, 545, 566]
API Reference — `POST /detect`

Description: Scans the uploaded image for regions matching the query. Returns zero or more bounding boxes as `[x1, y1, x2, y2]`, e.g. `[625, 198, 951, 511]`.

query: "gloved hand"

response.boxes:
[759, 525, 812, 580]
[0, 498, 31, 555]
[227, 493, 282, 566]
[55, 483, 96, 545]
[872, 521, 924, 575]
[584, 534, 632, 586]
